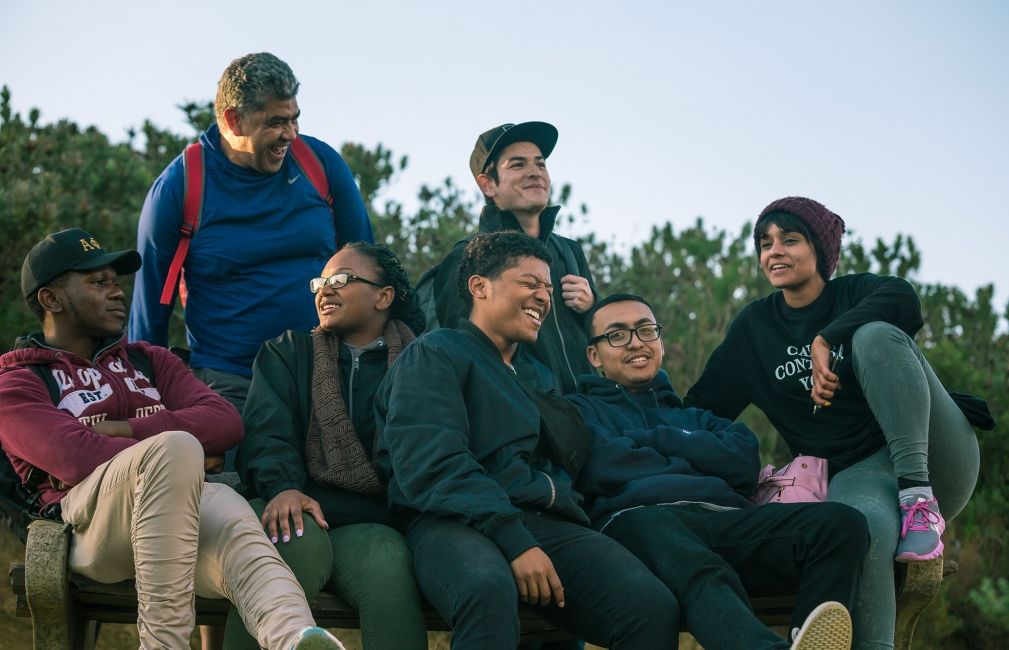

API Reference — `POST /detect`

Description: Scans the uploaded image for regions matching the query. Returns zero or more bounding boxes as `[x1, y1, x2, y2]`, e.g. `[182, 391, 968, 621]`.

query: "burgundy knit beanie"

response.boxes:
[756, 196, 846, 279]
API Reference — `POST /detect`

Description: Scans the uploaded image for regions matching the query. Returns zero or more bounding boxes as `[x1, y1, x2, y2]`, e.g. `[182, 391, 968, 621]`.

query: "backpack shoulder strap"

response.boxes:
[25, 364, 60, 404]
[415, 234, 478, 333]
[159, 142, 205, 306]
[290, 138, 332, 207]
[18, 365, 60, 493]
[125, 347, 156, 386]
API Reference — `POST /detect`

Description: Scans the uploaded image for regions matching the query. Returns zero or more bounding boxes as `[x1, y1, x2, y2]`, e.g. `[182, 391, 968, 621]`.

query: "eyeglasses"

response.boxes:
[309, 272, 385, 294]
[589, 323, 662, 348]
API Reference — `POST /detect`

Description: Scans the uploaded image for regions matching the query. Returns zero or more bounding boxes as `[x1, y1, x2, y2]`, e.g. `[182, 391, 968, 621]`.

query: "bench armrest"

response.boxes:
[24, 519, 75, 649]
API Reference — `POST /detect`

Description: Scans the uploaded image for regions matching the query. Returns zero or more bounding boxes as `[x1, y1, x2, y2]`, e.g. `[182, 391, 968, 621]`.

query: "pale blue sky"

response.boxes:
[3, 1, 1007, 316]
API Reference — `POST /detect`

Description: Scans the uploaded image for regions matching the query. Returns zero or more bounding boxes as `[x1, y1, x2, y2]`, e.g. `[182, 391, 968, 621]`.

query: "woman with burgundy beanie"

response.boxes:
[686, 196, 980, 649]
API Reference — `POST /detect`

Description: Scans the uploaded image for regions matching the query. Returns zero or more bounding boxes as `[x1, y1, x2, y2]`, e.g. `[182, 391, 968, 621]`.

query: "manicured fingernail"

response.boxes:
[270, 536, 278, 544]
[282, 534, 290, 543]
[296, 529, 303, 538]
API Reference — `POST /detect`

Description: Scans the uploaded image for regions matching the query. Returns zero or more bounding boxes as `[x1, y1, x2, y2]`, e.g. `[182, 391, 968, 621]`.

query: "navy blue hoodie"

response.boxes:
[567, 371, 760, 530]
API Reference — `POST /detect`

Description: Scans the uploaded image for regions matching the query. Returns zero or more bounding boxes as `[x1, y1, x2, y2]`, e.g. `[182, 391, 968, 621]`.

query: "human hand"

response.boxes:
[810, 335, 841, 410]
[560, 275, 594, 313]
[261, 489, 329, 544]
[90, 420, 133, 438]
[510, 547, 565, 607]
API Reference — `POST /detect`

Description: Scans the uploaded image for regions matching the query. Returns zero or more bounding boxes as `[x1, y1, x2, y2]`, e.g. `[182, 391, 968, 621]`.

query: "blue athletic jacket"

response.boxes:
[567, 371, 760, 529]
[129, 124, 373, 377]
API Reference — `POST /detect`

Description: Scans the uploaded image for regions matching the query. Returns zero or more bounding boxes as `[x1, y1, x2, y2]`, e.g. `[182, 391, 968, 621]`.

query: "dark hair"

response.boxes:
[343, 242, 426, 336]
[215, 52, 300, 127]
[584, 293, 654, 339]
[753, 210, 831, 281]
[25, 274, 68, 324]
[456, 232, 552, 308]
[480, 162, 501, 206]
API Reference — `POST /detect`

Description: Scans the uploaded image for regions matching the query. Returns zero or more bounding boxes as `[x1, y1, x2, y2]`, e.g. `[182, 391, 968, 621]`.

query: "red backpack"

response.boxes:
[158, 138, 335, 306]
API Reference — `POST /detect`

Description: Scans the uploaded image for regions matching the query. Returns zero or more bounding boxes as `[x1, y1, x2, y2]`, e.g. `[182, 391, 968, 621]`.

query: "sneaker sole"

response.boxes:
[293, 630, 346, 650]
[895, 540, 944, 563]
[792, 601, 852, 650]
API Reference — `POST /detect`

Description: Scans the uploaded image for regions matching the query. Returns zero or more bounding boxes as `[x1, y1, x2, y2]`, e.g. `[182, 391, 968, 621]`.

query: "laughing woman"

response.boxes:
[224, 242, 428, 650]
[685, 196, 982, 650]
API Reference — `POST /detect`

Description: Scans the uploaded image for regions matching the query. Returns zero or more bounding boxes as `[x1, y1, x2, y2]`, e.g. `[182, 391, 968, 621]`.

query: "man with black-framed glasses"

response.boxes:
[567, 293, 870, 650]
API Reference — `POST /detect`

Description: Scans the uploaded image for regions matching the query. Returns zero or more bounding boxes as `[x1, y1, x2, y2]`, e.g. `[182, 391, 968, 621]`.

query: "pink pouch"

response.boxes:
[753, 455, 828, 505]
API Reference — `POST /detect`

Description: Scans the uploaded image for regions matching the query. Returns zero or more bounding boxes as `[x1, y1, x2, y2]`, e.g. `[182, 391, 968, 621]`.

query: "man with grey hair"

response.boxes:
[130, 52, 373, 419]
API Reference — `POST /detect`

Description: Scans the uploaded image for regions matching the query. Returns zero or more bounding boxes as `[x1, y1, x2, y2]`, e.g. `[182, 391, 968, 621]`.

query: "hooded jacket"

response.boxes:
[375, 320, 590, 562]
[567, 371, 760, 530]
[0, 333, 243, 507]
[431, 204, 596, 394]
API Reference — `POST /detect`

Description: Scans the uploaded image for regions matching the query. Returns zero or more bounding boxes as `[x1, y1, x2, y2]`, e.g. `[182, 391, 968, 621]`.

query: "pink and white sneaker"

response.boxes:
[894, 493, 945, 562]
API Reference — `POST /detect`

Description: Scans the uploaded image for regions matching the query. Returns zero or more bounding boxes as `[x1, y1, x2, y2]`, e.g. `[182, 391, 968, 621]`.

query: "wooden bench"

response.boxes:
[8, 518, 951, 649]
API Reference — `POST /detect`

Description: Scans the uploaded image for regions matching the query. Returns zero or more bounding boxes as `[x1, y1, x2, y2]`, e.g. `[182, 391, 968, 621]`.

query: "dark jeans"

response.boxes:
[407, 512, 678, 650]
[604, 502, 869, 650]
[192, 367, 251, 471]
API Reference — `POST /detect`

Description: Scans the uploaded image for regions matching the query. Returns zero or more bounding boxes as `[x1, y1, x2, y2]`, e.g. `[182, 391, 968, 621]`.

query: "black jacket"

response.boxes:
[686, 273, 924, 472]
[236, 330, 393, 525]
[569, 372, 759, 529]
[432, 204, 597, 394]
[375, 320, 591, 562]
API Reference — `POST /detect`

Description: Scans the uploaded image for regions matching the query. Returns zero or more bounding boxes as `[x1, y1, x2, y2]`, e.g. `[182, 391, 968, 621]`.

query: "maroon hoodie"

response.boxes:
[0, 335, 243, 507]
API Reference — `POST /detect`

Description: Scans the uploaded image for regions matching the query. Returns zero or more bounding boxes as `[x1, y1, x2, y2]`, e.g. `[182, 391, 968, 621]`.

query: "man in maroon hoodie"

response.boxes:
[0, 229, 343, 649]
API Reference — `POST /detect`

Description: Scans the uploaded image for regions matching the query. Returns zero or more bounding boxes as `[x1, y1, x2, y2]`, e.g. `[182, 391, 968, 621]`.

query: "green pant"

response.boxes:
[827, 322, 979, 649]
[223, 500, 428, 650]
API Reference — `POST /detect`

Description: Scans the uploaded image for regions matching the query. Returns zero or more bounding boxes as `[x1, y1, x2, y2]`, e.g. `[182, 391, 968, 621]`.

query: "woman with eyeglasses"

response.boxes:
[224, 242, 428, 650]
[685, 196, 984, 650]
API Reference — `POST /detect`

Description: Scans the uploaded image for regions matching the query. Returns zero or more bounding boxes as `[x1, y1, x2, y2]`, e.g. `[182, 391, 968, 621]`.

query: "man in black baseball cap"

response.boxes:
[20, 228, 143, 356]
[3, 228, 346, 648]
[431, 121, 598, 395]
[468, 121, 559, 181]
[21, 228, 142, 305]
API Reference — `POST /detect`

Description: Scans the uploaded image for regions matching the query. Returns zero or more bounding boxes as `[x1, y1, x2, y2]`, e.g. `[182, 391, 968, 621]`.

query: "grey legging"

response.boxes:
[826, 321, 979, 649]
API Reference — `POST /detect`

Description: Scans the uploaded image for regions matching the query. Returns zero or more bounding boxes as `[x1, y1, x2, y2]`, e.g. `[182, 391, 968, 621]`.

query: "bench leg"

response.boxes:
[894, 556, 944, 650]
[71, 620, 98, 650]
[24, 519, 78, 650]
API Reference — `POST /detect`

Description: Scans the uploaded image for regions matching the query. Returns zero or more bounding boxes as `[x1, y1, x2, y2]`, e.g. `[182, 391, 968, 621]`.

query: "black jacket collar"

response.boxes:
[478, 204, 561, 242]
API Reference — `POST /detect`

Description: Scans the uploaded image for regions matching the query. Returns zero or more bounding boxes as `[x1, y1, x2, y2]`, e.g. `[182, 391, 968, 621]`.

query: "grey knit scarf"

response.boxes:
[304, 319, 414, 494]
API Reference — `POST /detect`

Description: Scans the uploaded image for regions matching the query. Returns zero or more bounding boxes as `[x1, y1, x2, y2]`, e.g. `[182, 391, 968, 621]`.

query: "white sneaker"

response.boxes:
[290, 626, 346, 650]
[790, 601, 852, 650]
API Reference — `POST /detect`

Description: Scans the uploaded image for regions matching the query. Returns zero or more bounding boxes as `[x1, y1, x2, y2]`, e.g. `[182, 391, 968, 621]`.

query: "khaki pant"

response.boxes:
[61, 431, 315, 649]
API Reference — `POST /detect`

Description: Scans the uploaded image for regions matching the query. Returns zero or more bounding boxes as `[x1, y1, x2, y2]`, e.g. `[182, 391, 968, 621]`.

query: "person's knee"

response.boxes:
[852, 321, 913, 363]
[815, 502, 870, 538]
[631, 574, 678, 620]
[274, 518, 333, 594]
[809, 502, 871, 559]
[141, 430, 204, 479]
[853, 499, 900, 565]
[333, 524, 412, 583]
[447, 558, 517, 616]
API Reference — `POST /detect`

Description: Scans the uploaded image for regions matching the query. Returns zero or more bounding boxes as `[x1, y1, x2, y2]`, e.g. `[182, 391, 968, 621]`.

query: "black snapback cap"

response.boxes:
[21, 228, 142, 300]
[469, 121, 558, 181]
